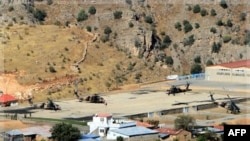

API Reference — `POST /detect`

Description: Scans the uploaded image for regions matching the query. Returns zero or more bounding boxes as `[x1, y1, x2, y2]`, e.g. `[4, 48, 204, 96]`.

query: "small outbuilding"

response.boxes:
[0, 94, 18, 107]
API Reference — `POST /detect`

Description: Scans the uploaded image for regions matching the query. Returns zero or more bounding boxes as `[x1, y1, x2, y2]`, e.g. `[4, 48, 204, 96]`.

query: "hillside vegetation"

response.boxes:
[0, 0, 249, 101]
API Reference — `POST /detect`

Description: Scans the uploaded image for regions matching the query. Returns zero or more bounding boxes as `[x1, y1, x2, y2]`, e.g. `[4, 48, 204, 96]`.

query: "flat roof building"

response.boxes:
[205, 59, 250, 84]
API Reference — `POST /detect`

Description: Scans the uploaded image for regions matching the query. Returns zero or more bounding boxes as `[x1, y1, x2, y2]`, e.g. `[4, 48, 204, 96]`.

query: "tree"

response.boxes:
[77, 10, 88, 22]
[193, 4, 201, 13]
[88, 6, 96, 15]
[116, 136, 124, 141]
[113, 11, 123, 19]
[174, 115, 196, 130]
[190, 64, 202, 74]
[220, 0, 228, 9]
[50, 122, 81, 141]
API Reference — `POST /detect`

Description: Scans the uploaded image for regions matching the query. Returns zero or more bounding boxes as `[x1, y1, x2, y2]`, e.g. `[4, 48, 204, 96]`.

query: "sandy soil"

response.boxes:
[0, 119, 30, 131]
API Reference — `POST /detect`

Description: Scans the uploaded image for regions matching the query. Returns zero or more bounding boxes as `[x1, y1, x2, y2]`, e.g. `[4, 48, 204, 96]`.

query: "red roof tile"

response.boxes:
[156, 128, 183, 135]
[210, 59, 250, 68]
[213, 125, 224, 131]
[95, 113, 112, 117]
[136, 121, 154, 128]
[0, 94, 17, 103]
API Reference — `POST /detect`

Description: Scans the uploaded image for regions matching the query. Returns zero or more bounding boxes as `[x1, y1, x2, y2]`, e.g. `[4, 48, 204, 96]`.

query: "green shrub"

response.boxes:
[134, 39, 141, 48]
[211, 42, 221, 53]
[125, 0, 132, 5]
[200, 9, 208, 16]
[226, 19, 233, 27]
[183, 20, 193, 33]
[206, 60, 214, 66]
[183, 35, 195, 46]
[101, 35, 109, 43]
[8, 6, 14, 12]
[128, 22, 134, 28]
[86, 26, 92, 32]
[77, 10, 88, 22]
[240, 13, 246, 21]
[33, 9, 47, 21]
[216, 19, 224, 26]
[88, 6, 96, 15]
[190, 64, 202, 74]
[220, 0, 228, 9]
[113, 11, 123, 19]
[49, 66, 56, 73]
[165, 56, 174, 65]
[54, 21, 61, 26]
[223, 36, 231, 43]
[47, 0, 53, 5]
[144, 15, 153, 24]
[244, 32, 250, 46]
[195, 23, 200, 29]
[175, 22, 182, 31]
[210, 9, 217, 16]
[194, 56, 201, 63]
[104, 26, 112, 34]
[193, 4, 201, 13]
[210, 27, 217, 33]
[65, 21, 70, 27]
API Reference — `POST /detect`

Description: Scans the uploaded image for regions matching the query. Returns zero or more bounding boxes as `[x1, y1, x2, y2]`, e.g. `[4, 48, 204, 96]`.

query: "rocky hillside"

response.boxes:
[0, 0, 249, 101]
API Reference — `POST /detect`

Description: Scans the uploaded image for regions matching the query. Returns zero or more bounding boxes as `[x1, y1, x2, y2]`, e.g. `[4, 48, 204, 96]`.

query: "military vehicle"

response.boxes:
[38, 98, 61, 111]
[167, 81, 191, 96]
[85, 94, 105, 103]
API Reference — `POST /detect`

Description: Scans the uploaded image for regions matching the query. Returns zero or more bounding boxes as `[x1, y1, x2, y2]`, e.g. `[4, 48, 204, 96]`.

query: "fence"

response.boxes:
[176, 73, 206, 80]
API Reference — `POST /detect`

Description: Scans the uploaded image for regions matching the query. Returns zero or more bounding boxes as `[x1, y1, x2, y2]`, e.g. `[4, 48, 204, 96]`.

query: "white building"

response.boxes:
[205, 59, 250, 84]
[87, 113, 159, 140]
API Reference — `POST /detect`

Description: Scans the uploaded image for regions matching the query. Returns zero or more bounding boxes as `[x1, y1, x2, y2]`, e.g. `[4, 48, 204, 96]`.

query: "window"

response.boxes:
[100, 129, 105, 133]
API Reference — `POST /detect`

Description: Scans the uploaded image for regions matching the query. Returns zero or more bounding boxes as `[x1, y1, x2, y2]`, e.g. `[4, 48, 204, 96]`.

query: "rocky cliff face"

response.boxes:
[1, 0, 249, 74]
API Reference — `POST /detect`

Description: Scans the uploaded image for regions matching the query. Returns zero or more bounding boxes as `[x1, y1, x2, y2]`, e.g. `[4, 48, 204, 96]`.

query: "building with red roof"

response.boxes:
[156, 127, 191, 141]
[0, 94, 18, 107]
[205, 59, 250, 84]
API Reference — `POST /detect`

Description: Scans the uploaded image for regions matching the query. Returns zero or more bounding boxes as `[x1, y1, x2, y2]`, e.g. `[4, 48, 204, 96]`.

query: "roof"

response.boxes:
[0, 94, 17, 103]
[95, 113, 112, 118]
[213, 125, 224, 131]
[136, 121, 155, 128]
[80, 134, 100, 139]
[156, 128, 184, 135]
[6, 129, 23, 136]
[110, 126, 158, 137]
[209, 59, 250, 68]
[7, 125, 52, 138]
